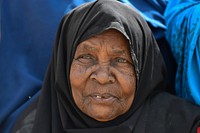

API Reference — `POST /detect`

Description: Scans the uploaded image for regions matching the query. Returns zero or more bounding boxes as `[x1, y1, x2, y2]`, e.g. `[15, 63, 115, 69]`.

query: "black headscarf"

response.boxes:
[14, 0, 200, 133]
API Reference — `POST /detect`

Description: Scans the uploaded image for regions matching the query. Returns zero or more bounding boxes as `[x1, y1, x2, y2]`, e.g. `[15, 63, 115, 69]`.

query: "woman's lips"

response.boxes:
[90, 93, 117, 102]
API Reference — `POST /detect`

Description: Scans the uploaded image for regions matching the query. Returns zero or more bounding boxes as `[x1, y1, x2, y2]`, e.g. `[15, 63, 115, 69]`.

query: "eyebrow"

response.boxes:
[112, 49, 126, 55]
[81, 42, 126, 55]
[82, 43, 99, 52]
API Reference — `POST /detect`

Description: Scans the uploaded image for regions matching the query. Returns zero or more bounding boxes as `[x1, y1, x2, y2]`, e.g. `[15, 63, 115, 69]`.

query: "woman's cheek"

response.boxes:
[117, 67, 136, 96]
[70, 62, 87, 87]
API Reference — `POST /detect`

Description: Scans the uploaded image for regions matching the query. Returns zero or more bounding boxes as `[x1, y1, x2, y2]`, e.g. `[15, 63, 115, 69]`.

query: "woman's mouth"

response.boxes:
[90, 93, 117, 102]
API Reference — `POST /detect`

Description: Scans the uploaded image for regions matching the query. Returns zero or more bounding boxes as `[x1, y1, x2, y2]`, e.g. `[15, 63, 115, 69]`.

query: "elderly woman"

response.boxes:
[12, 0, 200, 133]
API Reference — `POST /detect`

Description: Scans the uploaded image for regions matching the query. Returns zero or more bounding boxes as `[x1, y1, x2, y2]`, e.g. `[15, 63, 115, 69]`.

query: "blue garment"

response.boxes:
[0, 0, 169, 133]
[165, 0, 200, 104]
[0, 1, 93, 133]
[121, 0, 167, 38]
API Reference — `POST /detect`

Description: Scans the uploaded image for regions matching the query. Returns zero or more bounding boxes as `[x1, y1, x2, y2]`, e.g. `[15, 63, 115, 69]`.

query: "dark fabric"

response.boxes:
[12, 0, 200, 133]
[13, 100, 38, 133]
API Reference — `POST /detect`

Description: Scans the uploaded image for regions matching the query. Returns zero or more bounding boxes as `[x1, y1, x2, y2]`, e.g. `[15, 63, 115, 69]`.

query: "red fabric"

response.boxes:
[197, 127, 200, 133]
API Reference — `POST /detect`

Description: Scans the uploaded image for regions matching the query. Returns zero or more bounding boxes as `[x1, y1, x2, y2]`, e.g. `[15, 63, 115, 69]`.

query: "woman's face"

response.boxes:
[70, 29, 136, 122]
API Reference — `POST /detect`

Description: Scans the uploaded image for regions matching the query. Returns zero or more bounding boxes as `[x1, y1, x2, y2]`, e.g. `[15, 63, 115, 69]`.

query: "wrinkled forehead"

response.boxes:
[83, 29, 129, 43]
[76, 29, 131, 52]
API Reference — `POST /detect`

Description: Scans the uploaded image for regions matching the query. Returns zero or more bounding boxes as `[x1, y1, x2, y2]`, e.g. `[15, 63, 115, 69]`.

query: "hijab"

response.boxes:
[14, 0, 200, 133]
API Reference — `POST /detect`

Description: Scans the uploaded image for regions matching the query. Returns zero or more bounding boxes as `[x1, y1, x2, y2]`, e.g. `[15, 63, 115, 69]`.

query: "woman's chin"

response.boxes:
[85, 104, 119, 122]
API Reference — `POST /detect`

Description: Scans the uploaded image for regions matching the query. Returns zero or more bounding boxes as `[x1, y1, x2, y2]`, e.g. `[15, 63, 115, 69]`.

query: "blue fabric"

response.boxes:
[0, 0, 93, 133]
[165, 0, 200, 104]
[121, 0, 167, 39]
[0, 0, 169, 133]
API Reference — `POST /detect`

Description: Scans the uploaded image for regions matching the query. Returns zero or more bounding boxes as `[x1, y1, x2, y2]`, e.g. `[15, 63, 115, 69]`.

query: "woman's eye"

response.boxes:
[76, 54, 96, 64]
[80, 54, 93, 59]
[115, 58, 127, 63]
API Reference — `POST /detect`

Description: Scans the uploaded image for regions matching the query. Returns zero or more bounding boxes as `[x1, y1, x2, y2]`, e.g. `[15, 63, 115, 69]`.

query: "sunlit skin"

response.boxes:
[70, 29, 136, 122]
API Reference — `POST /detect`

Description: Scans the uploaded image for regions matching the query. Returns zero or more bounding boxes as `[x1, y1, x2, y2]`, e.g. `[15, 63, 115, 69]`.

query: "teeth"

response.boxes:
[96, 95, 102, 99]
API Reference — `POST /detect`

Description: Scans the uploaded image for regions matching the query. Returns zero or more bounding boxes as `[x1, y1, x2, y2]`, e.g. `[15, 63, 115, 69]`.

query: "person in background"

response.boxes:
[164, 0, 200, 105]
[12, 1, 200, 132]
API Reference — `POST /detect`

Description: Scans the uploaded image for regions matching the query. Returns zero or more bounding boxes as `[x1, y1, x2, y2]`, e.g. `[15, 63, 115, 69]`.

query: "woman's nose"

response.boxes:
[90, 65, 115, 84]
